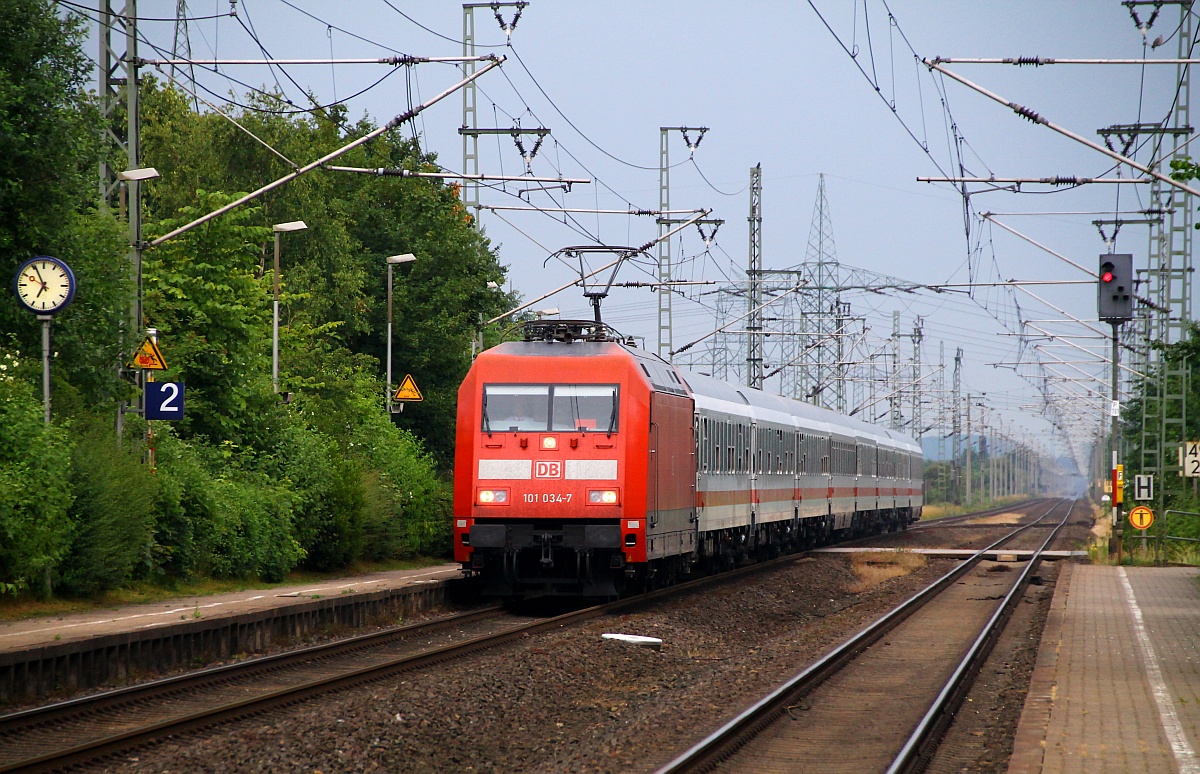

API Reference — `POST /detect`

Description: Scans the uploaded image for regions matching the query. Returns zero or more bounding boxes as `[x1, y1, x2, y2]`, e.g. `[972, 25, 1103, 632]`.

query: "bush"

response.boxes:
[59, 422, 158, 595]
[0, 351, 74, 596]
[148, 426, 218, 579]
[151, 427, 304, 582]
[353, 409, 451, 558]
[276, 421, 365, 571]
[205, 472, 303, 582]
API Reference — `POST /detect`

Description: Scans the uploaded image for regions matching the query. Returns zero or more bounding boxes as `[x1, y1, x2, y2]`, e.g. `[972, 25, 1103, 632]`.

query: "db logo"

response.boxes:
[535, 461, 562, 478]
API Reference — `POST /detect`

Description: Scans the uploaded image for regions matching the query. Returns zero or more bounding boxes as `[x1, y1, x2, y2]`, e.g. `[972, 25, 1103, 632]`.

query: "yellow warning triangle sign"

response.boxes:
[132, 337, 168, 370]
[393, 374, 423, 402]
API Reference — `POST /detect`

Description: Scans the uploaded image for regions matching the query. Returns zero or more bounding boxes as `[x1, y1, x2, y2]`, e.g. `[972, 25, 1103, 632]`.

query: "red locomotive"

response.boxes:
[453, 320, 923, 599]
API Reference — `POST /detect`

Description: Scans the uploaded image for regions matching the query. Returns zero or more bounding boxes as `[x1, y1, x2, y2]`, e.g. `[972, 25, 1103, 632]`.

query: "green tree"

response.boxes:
[0, 0, 99, 262]
[138, 80, 513, 464]
[0, 1, 130, 411]
[143, 192, 281, 446]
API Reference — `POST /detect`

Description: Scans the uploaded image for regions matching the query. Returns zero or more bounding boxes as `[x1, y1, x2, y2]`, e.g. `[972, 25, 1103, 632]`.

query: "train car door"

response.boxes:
[648, 419, 660, 529]
[647, 392, 696, 557]
[748, 421, 758, 530]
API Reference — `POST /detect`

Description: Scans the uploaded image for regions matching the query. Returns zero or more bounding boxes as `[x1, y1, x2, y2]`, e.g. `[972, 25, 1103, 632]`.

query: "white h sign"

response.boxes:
[1134, 475, 1154, 501]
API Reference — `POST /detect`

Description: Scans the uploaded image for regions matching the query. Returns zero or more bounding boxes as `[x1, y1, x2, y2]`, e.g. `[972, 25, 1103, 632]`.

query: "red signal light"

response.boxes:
[1101, 271, 1114, 282]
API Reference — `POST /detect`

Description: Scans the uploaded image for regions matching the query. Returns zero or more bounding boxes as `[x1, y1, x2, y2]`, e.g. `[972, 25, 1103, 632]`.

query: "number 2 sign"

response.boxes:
[145, 382, 185, 420]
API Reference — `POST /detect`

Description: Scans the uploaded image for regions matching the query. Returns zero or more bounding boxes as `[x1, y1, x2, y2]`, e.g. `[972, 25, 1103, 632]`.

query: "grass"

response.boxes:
[847, 551, 928, 593]
[1082, 501, 1200, 567]
[0, 556, 449, 622]
[920, 495, 1032, 522]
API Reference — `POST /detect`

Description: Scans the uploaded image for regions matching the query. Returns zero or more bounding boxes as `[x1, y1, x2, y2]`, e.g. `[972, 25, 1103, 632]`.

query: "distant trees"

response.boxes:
[0, 1, 514, 598]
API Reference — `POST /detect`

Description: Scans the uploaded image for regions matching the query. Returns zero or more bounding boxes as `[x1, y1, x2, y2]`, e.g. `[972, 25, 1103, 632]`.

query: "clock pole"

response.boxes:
[13, 256, 76, 424]
[39, 315, 51, 424]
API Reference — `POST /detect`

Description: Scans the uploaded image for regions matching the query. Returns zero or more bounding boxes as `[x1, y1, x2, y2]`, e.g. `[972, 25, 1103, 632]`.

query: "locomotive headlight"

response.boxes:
[477, 489, 508, 505]
[588, 489, 619, 505]
[541, 435, 558, 450]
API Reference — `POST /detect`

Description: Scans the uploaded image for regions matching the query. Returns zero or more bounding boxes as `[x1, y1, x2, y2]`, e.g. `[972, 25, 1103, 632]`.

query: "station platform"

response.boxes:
[0, 564, 463, 704]
[1009, 564, 1200, 773]
[0, 563, 461, 655]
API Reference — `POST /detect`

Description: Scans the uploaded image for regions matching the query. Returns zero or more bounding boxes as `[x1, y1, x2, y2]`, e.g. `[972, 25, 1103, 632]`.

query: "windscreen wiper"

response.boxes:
[482, 394, 492, 436]
[606, 394, 618, 437]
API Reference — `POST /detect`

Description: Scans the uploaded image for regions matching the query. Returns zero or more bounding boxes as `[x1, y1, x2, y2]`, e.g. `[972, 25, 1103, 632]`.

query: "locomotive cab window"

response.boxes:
[482, 384, 618, 433]
[551, 385, 619, 432]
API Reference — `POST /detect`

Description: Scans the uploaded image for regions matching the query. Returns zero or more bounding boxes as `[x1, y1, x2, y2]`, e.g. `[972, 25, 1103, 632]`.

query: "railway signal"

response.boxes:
[1097, 253, 1133, 324]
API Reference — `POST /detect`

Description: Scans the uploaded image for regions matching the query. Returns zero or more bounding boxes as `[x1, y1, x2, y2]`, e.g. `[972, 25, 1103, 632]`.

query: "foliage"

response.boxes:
[0, 2, 129, 409]
[204, 473, 303, 583]
[59, 421, 158, 596]
[147, 423, 213, 579]
[150, 427, 304, 582]
[275, 421, 366, 572]
[0, 24, 498, 601]
[143, 192, 281, 446]
[277, 345, 452, 560]
[138, 80, 515, 464]
[0, 0, 99, 263]
[0, 344, 73, 596]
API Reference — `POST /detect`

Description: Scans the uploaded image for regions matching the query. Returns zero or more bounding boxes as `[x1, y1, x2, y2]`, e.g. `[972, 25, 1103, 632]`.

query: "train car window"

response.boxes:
[550, 385, 619, 432]
[483, 384, 550, 431]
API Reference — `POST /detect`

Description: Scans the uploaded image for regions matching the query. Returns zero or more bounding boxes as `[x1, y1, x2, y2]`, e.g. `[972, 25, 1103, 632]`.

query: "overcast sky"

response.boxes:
[80, 1, 1186, 474]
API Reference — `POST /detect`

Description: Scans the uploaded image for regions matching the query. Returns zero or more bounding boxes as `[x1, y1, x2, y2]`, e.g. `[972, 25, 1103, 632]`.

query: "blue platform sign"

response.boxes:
[145, 382, 185, 420]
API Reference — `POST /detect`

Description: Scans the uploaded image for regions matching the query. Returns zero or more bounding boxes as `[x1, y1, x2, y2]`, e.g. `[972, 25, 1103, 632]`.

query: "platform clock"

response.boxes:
[13, 256, 76, 315]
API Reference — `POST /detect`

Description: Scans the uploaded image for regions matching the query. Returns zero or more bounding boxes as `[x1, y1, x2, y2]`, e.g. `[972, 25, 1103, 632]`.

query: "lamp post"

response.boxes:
[272, 221, 307, 397]
[386, 253, 417, 411]
[116, 167, 159, 438]
[118, 166, 160, 333]
[471, 281, 501, 359]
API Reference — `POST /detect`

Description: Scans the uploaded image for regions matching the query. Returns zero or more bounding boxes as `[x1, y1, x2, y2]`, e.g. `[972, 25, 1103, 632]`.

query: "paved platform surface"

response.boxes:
[0, 563, 461, 655]
[1009, 563, 1200, 773]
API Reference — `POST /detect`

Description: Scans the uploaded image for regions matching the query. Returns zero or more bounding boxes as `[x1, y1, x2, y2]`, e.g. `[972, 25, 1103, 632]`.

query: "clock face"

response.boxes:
[14, 257, 75, 314]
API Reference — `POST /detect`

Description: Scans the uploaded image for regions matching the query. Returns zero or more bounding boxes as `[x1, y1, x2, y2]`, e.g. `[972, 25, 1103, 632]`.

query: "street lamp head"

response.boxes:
[535, 307, 560, 317]
[119, 167, 161, 182]
[387, 253, 417, 264]
[273, 220, 308, 233]
[486, 281, 500, 289]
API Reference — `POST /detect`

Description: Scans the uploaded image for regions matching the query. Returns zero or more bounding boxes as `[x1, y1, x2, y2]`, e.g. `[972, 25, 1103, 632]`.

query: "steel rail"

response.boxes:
[886, 499, 1076, 773]
[653, 498, 1068, 774]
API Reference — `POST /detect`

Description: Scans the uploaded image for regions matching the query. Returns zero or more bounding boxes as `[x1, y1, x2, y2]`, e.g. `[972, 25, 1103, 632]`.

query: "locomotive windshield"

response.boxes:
[483, 384, 618, 433]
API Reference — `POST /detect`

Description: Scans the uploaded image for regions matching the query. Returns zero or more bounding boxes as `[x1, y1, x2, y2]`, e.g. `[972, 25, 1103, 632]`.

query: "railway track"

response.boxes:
[0, 529, 903, 773]
[0, 605, 522, 772]
[908, 497, 1052, 529]
[655, 497, 1076, 774]
[0, 499, 1057, 772]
